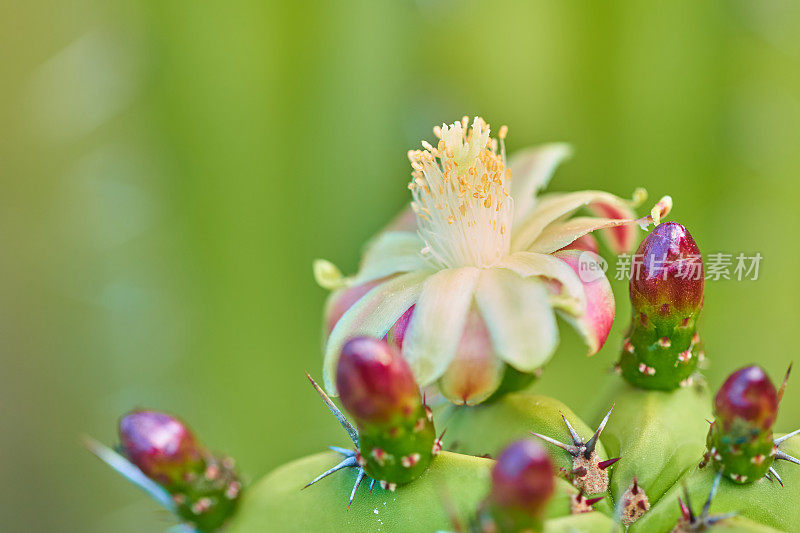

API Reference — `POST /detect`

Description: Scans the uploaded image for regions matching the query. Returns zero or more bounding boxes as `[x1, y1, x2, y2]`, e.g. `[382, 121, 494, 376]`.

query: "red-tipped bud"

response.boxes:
[629, 222, 704, 316]
[337, 336, 420, 424]
[714, 366, 779, 431]
[490, 440, 555, 516]
[118, 410, 204, 486]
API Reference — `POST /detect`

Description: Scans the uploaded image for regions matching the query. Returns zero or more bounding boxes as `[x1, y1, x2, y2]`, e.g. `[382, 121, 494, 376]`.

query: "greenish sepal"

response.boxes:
[599, 380, 711, 503]
[633, 437, 800, 532]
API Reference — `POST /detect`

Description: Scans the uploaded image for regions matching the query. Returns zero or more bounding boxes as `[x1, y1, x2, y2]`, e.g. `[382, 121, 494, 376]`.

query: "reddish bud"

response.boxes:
[337, 336, 421, 424]
[714, 366, 779, 431]
[629, 222, 704, 316]
[490, 440, 555, 515]
[119, 410, 203, 486]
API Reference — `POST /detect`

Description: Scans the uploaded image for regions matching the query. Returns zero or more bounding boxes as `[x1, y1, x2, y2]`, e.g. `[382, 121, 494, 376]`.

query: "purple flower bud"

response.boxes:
[714, 366, 778, 431]
[336, 337, 420, 424]
[119, 410, 203, 486]
[490, 440, 555, 515]
[629, 222, 704, 316]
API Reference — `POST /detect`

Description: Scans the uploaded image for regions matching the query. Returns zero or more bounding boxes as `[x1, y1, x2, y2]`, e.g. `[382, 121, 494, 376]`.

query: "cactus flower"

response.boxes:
[702, 365, 800, 484]
[316, 116, 672, 403]
[619, 221, 705, 390]
[474, 440, 555, 532]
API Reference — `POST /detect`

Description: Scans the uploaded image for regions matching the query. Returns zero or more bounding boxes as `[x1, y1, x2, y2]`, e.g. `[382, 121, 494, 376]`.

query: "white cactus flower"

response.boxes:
[316, 117, 671, 404]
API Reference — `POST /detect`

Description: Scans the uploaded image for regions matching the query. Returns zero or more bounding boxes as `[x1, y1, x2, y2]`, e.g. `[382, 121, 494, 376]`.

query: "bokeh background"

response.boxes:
[4, 1, 800, 530]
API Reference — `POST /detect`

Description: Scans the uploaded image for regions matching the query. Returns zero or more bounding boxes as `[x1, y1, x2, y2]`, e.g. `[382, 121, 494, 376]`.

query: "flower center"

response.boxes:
[408, 117, 514, 269]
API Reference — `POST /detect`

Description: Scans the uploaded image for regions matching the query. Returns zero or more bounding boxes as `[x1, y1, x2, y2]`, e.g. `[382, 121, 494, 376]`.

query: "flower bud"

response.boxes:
[629, 222, 703, 317]
[337, 336, 420, 424]
[490, 440, 555, 516]
[714, 366, 778, 431]
[119, 410, 203, 487]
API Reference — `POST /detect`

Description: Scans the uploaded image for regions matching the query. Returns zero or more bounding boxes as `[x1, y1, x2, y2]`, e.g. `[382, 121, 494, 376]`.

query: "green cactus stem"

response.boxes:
[85, 410, 242, 532]
[701, 365, 800, 485]
[435, 393, 610, 471]
[530, 405, 618, 495]
[618, 222, 705, 391]
[597, 381, 712, 507]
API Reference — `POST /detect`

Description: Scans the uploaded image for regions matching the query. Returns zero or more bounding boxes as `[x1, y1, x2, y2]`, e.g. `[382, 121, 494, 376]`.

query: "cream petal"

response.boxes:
[475, 269, 558, 372]
[495, 251, 586, 315]
[438, 310, 505, 406]
[509, 143, 572, 223]
[511, 189, 645, 252]
[402, 267, 480, 385]
[381, 206, 417, 233]
[552, 250, 615, 356]
[350, 231, 426, 285]
[322, 279, 384, 336]
[528, 195, 673, 255]
[323, 270, 431, 393]
[584, 198, 638, 254]
[528, 216, 641, 255]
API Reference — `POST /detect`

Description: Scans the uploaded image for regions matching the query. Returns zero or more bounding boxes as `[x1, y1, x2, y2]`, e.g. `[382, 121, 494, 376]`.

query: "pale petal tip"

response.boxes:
[314, 259, 348, 290]
[651, 195, 673, 226]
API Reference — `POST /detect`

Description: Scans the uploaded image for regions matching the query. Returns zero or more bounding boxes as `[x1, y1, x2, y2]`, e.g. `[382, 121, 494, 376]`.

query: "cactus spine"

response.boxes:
[618, 222, 705, 390]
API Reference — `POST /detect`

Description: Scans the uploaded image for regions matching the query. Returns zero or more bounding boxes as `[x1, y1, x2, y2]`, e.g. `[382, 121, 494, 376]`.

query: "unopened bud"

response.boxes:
[119, 410, 203, 487]
[490, 440, 555, 516]
[714, 366, 778, 431]
[337, 337, 420, 424]
[629, 222, 704, 317]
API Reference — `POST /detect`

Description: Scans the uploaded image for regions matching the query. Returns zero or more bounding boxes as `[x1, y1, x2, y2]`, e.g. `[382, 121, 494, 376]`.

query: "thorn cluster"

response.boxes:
[672, 471, 736, 532]
[619, 477, 650, 526]
[531, 406, 618, 494]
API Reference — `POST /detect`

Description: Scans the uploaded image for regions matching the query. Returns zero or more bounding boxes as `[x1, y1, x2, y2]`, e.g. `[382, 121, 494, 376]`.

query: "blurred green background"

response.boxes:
[3, 0, 800, 530]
